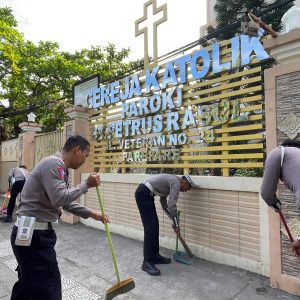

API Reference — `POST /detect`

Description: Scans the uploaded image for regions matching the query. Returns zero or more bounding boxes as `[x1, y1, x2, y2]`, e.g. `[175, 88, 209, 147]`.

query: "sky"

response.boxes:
[0, 0, 208, 60]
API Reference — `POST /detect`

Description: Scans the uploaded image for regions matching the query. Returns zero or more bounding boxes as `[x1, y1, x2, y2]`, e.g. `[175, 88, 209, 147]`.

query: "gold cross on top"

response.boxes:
[135, 0, 167, 70]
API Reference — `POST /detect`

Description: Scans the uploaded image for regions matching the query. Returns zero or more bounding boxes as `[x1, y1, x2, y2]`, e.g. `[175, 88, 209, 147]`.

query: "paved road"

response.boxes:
[0, 219, 299, 300]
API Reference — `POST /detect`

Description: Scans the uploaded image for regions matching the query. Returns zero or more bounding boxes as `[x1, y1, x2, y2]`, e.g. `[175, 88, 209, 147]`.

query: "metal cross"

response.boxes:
[135, 0, 167, 70]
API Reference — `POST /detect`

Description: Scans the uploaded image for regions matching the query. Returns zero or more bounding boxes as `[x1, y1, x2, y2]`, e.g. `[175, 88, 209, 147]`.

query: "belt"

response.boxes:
[14, 178, 26, 182]
[143, 180, 155, 194]
[15, 216, 53, 230]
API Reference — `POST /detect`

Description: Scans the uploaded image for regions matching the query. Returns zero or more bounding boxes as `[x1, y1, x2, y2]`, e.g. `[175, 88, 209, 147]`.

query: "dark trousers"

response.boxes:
[10, 225, 62, 300]
[7, 180, 25, 217]
[135, 184, 159, 262]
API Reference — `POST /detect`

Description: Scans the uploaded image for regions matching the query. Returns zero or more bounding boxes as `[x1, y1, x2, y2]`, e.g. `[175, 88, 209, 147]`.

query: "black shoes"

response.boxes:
[149, 254, 172, 264]
[141, 254, 172, 275]
[2, 216, 13, 223]
[141, 262, 161, 276]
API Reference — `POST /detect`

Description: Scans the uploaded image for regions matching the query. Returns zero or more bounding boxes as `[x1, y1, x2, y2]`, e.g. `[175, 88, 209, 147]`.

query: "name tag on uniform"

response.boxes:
[15, 216, 36, 246]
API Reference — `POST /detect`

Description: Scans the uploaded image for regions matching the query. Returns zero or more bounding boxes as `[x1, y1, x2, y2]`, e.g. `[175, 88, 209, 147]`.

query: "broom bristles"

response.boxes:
[105, 278, 135, 300]
[173, 251, 194, 265]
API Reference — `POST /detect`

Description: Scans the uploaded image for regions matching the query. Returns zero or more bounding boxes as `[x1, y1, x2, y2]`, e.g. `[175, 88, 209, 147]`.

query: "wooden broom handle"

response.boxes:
[279, 210, 299, 257]
[176, 232, 193, 258]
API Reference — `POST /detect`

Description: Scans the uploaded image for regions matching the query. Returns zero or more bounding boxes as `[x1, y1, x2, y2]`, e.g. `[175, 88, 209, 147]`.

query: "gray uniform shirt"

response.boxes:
[8, 167, 28, 182]
[146, 174, 181, 217]
[17, 152, 91, 222]
[260, 146, 300, 209]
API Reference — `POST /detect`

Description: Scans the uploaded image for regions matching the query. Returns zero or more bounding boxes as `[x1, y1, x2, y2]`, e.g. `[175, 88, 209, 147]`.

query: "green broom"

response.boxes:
[96, 186, 135, 300]
[172, 211, 194, 265]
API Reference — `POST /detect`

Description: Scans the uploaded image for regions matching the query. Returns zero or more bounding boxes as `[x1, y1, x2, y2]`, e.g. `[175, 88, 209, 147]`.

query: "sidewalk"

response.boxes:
[0, 220, 299, 300]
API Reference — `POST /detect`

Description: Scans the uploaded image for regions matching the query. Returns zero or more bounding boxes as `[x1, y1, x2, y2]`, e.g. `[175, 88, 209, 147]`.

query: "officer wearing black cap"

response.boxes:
[135, 173, 197, 276]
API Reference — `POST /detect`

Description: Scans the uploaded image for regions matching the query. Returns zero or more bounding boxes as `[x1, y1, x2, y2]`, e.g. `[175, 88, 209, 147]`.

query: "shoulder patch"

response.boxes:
[57, 166, 65, 180]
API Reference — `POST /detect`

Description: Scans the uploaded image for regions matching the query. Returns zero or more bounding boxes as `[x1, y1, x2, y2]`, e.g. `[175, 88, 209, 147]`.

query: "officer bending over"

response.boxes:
[135, 173, 197, 276]
[260, 139, 300, 257]
[10, 135, 109, 300]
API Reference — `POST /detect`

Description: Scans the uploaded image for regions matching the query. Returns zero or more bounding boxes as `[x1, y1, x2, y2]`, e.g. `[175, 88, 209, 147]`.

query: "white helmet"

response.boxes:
[182, 174, 199, 188]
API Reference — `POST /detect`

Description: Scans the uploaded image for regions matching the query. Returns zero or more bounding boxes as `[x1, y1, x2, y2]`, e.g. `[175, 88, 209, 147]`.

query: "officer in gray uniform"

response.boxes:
[135, 173, 197, 276]
[260, 139, 300, 257]
[9, 135, 109, 300]
[3, 165, 29, 223]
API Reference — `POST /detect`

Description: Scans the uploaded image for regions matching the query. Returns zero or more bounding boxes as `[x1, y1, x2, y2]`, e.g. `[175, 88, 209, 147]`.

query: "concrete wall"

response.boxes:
[0, 139, 18, 162]
[0, 161, 17, 193]
[0, 138, 19, 192]
[80, 174, 270, 276]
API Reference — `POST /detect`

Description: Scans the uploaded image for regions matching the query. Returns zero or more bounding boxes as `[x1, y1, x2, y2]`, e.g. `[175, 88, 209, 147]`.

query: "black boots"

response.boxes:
[2, 216, 13, 223]
[141, 262, 160, 276]
[142, 254, 171, 276]
[149, 254, 172, 264]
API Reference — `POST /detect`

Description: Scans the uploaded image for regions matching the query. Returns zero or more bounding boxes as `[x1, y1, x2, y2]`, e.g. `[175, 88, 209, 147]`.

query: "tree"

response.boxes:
[0, 7, 25, 140]
[0, 7, 142, 140]
[207, 0, 293, 40]
[0, 7, 23, 80]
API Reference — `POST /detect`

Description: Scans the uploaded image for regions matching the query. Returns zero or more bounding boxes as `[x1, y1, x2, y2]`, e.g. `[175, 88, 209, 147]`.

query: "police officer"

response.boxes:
[135, 173, 197, 276]
[3, 165, 28, 223]
[260, 139, 300, 257]
[10, 135, 109, 300]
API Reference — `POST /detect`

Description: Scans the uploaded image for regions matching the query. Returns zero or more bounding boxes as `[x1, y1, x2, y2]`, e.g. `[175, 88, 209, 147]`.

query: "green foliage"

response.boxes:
[234, 168, 263, 177]
[0, 7, 142, 140]
[208, 0, 293, 40]
[0, 7, 23, 80]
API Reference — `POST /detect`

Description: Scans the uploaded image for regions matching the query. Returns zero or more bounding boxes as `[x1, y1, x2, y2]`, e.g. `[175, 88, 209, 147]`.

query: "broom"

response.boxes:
[279, 210, 300, 257]
[173, 211, 194, 264]
[176, 230, 193, 259]
[0, 191, 10, 215]
[171, 211, 193, 259]
[96, 186, 135, 300]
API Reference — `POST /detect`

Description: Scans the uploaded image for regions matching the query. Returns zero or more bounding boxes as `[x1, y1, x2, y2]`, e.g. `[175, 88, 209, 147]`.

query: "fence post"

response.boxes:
[18, 121, 42, 171]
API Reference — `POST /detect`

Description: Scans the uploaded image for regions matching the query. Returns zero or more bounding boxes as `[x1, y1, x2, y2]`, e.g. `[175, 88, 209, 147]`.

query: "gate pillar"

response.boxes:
[19, 121, 42, 171]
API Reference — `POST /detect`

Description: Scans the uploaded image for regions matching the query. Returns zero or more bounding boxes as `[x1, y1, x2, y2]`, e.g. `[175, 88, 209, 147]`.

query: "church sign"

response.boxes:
[75, 1, 269, 175]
